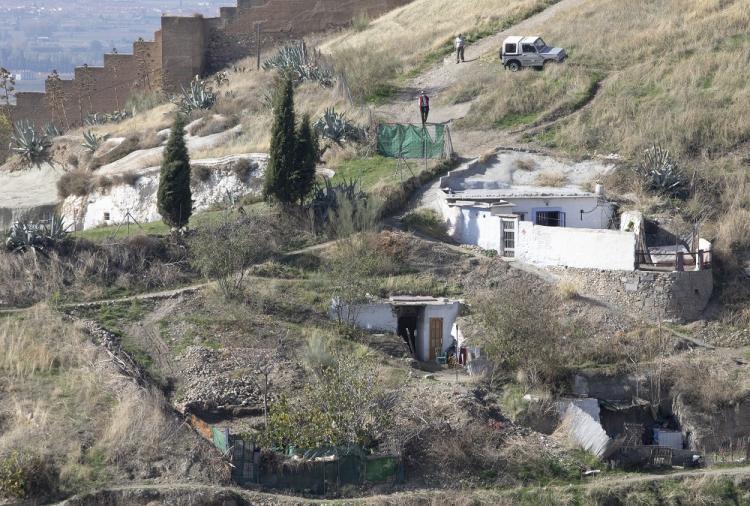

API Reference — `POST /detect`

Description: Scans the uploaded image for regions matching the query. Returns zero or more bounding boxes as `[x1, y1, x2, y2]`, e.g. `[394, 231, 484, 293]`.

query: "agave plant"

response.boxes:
[634, 144, 688, 199]
[84, 113, 105, 126]
[174, 76, 217, 114]
[308, 177, 366, 225]
[44, 122, 61, 138]
[108, 109, 130, 123]
[263, 41, 334, 87]
[5, 215, 70, 253]
[10, 121, 51, 163]
[82, 129, 107, 152]
[313, 107, 366, 144]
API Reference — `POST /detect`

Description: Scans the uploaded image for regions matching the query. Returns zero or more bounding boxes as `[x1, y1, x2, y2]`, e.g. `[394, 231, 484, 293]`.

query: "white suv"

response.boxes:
[501, 36, 567, 71]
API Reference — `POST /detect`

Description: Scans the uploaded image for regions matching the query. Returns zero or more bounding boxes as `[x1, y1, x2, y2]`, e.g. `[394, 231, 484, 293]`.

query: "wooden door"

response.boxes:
[429, 318, 443, 360]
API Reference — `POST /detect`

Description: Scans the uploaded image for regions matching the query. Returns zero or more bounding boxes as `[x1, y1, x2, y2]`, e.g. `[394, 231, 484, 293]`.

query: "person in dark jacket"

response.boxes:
[419, 90, 430, 124]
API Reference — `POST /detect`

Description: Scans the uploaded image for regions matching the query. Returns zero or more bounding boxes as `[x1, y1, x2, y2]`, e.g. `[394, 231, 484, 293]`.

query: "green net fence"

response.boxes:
[377, 123, 447, 159]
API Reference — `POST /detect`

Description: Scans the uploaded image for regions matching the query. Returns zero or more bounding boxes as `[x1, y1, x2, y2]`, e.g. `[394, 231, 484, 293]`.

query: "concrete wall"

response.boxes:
[443, 200, 636, 270]
[517, 221, 637, 271]
[338, 300, 461, 362]
[551, 267, 714, 322]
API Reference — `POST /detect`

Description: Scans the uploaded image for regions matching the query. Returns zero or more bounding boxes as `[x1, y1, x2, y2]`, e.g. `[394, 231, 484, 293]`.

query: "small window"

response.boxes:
[504, 43, 517, 54]
[103, 212, 110, 221]
[522, 44, 537, 53]
[536, 211, 565, 227]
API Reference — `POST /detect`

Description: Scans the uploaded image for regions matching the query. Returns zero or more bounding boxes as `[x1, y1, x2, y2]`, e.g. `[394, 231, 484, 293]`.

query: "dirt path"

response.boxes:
[0, 239, 339, 315]
[56, 465, 750, 505]
[375, 0, 589, 157]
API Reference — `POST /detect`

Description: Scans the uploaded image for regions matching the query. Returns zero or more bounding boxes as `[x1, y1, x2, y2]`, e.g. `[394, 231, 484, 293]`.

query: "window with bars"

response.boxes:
[536, 211, 565, 227]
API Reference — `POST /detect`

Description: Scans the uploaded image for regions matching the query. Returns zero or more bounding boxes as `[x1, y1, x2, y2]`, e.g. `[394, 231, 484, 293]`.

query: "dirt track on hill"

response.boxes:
[375, 0, 589, 157]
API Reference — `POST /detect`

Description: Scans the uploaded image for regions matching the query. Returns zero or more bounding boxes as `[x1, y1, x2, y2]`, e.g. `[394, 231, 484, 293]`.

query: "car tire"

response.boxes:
[508, 61, 521, 72]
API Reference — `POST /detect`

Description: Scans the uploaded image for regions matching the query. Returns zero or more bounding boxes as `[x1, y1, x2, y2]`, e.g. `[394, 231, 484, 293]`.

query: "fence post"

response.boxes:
[675, 251, 684, 272]
[696, 250, 704, 271]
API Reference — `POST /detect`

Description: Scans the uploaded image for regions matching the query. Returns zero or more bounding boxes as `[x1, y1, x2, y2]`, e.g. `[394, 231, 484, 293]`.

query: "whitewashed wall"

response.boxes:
[333, 301, 461, 362]
[418, 302, 462, 362]
[335, 302, 398, 332]
[61, 155, 267, 230]
[516, 221, 637, 271]
[442, 196, 614, 253]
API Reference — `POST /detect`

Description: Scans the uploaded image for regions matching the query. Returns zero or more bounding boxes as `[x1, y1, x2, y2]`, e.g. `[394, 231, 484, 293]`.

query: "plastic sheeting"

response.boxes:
[377, 123, 446, 159]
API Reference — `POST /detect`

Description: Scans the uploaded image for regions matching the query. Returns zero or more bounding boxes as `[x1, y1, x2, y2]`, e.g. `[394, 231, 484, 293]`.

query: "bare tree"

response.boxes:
[188, 211, 277, 299]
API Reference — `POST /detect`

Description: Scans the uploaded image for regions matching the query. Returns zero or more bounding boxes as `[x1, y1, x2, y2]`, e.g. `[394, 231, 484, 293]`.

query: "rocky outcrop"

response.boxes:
[61, 154, 267, 231]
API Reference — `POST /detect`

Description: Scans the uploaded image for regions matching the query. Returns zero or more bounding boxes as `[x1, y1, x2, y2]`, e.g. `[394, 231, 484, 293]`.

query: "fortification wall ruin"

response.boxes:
[5, 0, 412, 130]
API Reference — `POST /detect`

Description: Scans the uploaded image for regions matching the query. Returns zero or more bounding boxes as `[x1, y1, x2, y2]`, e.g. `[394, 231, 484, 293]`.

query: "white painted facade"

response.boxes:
[438, 187, 640, 271]
[516, 221, 637, 271]
[332, 297, 462, 362]
[61, 154, 267, 231]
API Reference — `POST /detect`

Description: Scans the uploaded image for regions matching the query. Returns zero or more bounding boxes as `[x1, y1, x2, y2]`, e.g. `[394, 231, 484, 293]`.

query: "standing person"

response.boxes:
[419, 90, 430, 124]
[455, 33, 466, 63]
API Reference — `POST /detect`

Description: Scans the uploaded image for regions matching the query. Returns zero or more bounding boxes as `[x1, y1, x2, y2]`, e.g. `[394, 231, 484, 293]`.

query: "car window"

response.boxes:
[504, 43, 517, 54]
[535, 39, 546, 50]
[522, 44, 536, 53]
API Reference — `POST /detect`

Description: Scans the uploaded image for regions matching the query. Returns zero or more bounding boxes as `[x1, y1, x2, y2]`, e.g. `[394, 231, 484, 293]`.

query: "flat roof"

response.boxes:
[503, 36, 541, 45]
[444, 186, 599, 201]
[389, 296, 458, 306]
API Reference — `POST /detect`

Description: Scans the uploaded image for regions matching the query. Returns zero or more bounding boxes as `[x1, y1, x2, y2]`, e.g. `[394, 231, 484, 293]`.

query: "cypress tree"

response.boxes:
[157, 115, 192, 230]
[292, 113, 318, 205]
[264, 78, 296, 204]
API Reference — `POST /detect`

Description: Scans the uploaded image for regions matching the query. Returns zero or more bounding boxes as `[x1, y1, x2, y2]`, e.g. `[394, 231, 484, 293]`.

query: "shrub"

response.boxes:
[191, 114, 236, 137]
[191, 164, 212, 183]
[188, 211, 277, 299]
[0, 451, 59, 500]
[113, 170, 141, 187]
[231, 158, 256, 181]
[556, 279, 579, 300]
[262, 41, 334, 87]
[535, 171, 569, 187]
[125, 91, 166, 113]
[57, 170, 93, 198]
[474, 278, 566, 386]
[333, 47, 401, 103]
[401, 208, 450, 241]
[716, 209, 750, 256]
[313, 107, 366, 145]
[351, 12, 370, 32]
[10, 121, 50, 163]
[173, 76, 216, 114]
[634, 144, 689, 199]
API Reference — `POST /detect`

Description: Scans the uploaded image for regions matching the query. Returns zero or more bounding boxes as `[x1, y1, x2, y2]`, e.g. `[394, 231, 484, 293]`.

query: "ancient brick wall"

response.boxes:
[161, 16, 209, 93]
[6, 0, 413, 131]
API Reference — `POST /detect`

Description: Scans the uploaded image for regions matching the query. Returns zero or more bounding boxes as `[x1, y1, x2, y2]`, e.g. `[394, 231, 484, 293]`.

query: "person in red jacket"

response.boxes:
[419, 90, 430, 124]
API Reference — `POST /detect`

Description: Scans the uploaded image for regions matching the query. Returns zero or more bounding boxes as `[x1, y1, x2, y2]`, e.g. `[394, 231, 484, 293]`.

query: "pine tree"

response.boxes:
[264, 78, 296, 204]
[157, 115, 192, 230]
[292, 113, 318, 205]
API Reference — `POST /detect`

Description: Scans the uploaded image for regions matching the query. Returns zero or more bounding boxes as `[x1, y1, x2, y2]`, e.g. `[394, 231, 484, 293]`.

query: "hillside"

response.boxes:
[2, 0, 750, 504]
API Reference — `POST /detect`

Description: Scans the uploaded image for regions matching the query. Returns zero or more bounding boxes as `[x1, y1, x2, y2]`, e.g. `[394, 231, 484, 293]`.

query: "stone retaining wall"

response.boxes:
[549, 266, 713, 322]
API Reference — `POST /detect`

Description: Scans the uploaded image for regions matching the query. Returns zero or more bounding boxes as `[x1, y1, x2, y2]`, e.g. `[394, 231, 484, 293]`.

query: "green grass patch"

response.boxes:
[331, 156, 402, 191]
[73, 204, 269, 242]
[495, 112, 539, 129]
[401, 208, 451, 241]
